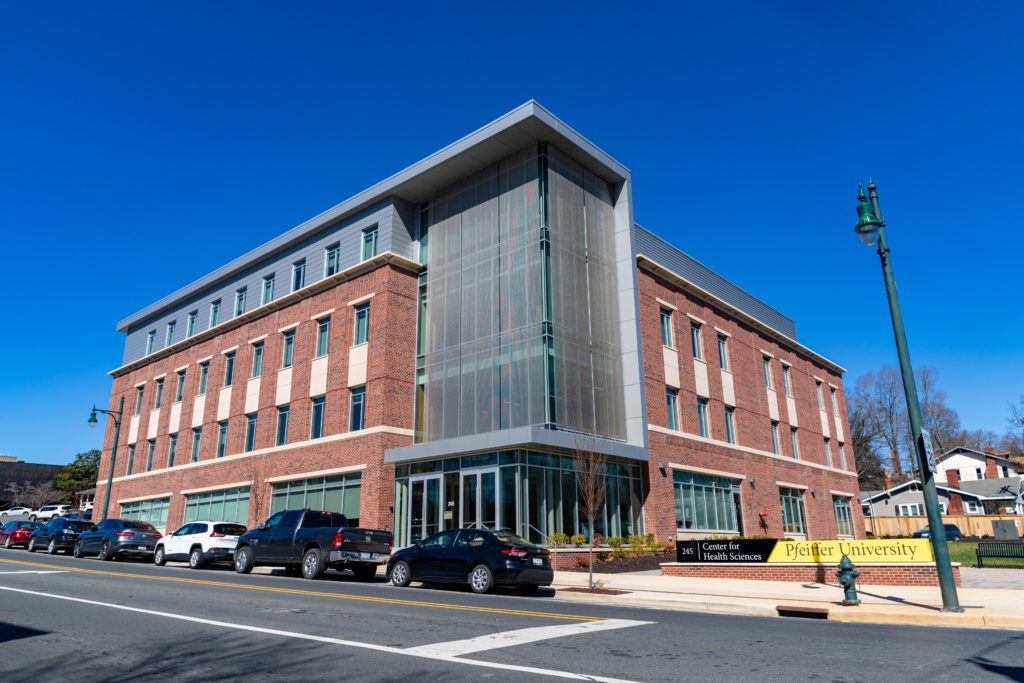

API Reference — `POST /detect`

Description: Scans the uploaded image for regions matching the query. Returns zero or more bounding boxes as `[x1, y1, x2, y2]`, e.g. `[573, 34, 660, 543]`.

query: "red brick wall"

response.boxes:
[661, 562, 962, 587]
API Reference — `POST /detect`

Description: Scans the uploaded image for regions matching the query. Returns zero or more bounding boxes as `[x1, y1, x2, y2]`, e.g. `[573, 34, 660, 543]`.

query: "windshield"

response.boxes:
[124, 521, 158, 531]
[17, 522, 41, 529]
[214, 524, 247, 536]
[492, 531, 533, 547]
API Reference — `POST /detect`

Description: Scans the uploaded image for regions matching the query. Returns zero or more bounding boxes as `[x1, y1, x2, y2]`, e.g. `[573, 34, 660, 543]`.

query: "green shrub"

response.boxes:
[597, 551, 609, 561]
[611, 547, 629, 560]
[607, 536, 625, 548]
[570, 534, 586, 547]
[548, 532, 571, 547]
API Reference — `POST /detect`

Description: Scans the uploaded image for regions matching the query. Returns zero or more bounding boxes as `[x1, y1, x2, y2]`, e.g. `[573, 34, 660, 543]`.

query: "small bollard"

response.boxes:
[836, 554, 860, 606]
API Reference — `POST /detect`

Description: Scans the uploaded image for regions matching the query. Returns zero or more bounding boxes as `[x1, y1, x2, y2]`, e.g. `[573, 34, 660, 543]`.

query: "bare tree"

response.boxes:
[26, 481, 59, 511]
[916, 367, 961, 454]
[847, 389, 886, 489]
[855, 368, 907, 476]
[1009, 396, 1024, 448]
[4, 481, 32, 507]
[573, 436, 607, 591]
[246, 456, 269, 527]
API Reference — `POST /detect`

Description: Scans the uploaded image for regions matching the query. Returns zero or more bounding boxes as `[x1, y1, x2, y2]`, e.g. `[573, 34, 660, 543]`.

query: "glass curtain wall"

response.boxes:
[270, 473, 362, 525]
[672, 471, 742, 533]
[183, 487, 250, 525]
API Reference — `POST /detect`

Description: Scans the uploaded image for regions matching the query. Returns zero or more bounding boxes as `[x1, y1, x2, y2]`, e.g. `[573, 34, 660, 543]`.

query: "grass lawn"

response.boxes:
[947, 541, 1024, 568]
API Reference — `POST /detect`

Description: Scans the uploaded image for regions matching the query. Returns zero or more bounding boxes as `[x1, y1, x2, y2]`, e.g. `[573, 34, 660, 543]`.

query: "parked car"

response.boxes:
[155, 521, 247, 569]
[72, 519, 163, 560]
[912, 524, 964, 541]
[0, 507, 32, 517]
[66, 511, 92, 522]
[387, 528, 552, 595]
[30, 505, 72, 521]
[0, 520, 43, 548]
[81, 501, 94, 512]
[26, 517, 94, 554]
[233, 509, 391, 580]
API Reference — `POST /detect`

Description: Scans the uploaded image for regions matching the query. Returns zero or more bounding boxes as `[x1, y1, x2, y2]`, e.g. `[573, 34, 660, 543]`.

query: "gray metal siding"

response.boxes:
[632, 225, 797, 340]
[122, 199, 402, 364]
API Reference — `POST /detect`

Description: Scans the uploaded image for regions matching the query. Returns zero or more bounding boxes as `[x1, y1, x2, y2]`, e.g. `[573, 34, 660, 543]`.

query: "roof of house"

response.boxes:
[957, 477, 1023, 500]
[858, 479, 984, 503]
[938, 446, 1022, 466]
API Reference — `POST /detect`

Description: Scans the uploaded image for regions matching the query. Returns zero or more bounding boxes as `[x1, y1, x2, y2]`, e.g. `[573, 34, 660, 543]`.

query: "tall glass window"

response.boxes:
[121, 497, 169, 527]
[216, 421, 228, 458]
[838, 443, 846, 470]
[325, 242, 341, 276]
[235, 288, 246, 316]
[724, 406, 736, 444]
[762, 356, 773, 389]
[660, 308, 674, 348]
[790, 427, 800, 460]
[830, 386, 839, 416]
[696, 398, 710, 437]
[190, 428, 202, 463]
[282, 330, 295, 368]
[361, 225, 378, 260]
[184, 487, 250, 525]
[782, 365, 793, 396]
[126, 445, 135, 475]
[353, 304, 369, 345]
[824, 437, 833, 467]
[244, 413, 257, 452]
[276, 405, 289, 446]
[666, 388, 679, 430]
[146, 330, 156, 355]
[780, 487, 808, 535]
[134, 387, 144, 415]
[292, 259, 306, 292]
[316, 318, 331, 357]
[210, 299, 221, 327]
[223, 352, 235, 387]
[167, 434, 178, 468]
[815, 381, 824, 409]
[349, 387, 365, 431]
[717, 334, 729, 370]
[833, 496, 854, 537]
[153, 379, 164, 409]
[165, 320, 176, 347]
[270, 473, 361, 524]
[690, 322, 703, 360]
[262, 274, 275, 304]
[310, 396, 325, 439]
[198, 362, 209, 395]
[673, 470, 741, 533]
[187, 310, 198, 338]
[145, 439, 156, 471]
[251, 342, 264, 378]
[770, 421, 781, 454]
[175, 370, 186, 402]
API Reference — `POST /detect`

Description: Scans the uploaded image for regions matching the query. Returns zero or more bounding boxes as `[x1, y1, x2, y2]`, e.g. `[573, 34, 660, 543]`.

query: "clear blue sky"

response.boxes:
[1, 3, 1021, 465]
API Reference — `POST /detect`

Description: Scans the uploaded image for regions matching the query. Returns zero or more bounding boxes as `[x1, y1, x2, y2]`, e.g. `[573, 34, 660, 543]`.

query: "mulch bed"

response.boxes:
[560, 552, 670, 574]
[561, 587, 631, 595]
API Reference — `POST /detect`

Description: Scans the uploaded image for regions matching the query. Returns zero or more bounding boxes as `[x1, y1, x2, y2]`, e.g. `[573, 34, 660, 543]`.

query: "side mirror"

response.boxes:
[89, 525, 98, 532]
[257, 521, 268, 531]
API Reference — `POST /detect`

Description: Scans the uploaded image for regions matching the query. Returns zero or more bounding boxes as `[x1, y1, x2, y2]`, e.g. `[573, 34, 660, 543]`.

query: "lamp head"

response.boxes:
[854, 184, 883, 247]
[87, 406, 99, 429]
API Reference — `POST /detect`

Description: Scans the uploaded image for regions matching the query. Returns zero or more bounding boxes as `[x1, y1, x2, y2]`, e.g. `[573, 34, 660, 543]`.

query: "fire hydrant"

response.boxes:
[836, 554, 860, 606]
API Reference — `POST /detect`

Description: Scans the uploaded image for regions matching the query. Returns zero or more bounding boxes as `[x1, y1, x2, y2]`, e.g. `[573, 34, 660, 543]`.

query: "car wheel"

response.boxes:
[301, 548, 326, 580]
[27, 538, 36, 553]
[154, 545, 167, 566]
[47, 539, 58, 555]
[234, 546, 254, 574]
[353, 565, 377, 582]
[189, 547, 204, 570]
[516, 584, 540, 596]
[98, 541, 113, 561]
[469, 564, 494, 594]
[73, 541, 84, 558]
[391, 560, 411, 587]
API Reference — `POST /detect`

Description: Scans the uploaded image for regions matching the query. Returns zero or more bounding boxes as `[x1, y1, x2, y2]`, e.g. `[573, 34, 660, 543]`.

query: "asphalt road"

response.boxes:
[0, 548, 1022, 682]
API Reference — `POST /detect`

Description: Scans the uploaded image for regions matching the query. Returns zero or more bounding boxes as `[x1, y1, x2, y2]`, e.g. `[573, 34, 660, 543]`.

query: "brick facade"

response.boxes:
[661, 562, 961, 587]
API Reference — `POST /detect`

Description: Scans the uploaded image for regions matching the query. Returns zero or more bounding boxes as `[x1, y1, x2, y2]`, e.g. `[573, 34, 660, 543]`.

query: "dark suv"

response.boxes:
[73, 519, 163, 560]
[28, 517, 93, 554]
[912, 524, 964, 541]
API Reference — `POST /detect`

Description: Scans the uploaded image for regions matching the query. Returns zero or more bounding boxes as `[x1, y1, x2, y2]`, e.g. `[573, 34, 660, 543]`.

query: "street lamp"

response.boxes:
[88, 397, 124, 522]
[853, 181, 962, 612]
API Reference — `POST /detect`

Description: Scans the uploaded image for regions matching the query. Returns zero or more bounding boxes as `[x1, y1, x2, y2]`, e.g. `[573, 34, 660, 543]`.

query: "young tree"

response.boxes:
[246, 455, 269, 527]
[55, 449, 101, 504]
[855, 368, 907, 476]
[572, 436, 607, 591]
[26, 481, 59, 511]
[847, 389, 886, 489]
[4, 481, 31, 507]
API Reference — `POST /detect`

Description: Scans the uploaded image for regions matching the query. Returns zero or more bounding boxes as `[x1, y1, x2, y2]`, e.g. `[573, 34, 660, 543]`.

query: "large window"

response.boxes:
[175, 370, 186, 403]
[696, 398, 710, 438]
[210, 299, 221, 327]
[717, 334, 729, 370]
[673, 470, 742, 533]
[782, 365, 793, 397]
[770, 421, 781, 454]
[145, 440, 156, 472]
[830, 386, 839, 416]
[666, 388, 679, 431]
[833, 496, 854, 537]
[823, 437, 833, 467]
[361, 224, 378, 260]
[262, 274, 275, 305]
[134, 386, 144, 415]
[235, 287, 247, 317]
[251, 342, 264, 378]
[167, 434, 178, 468]
[184, 487, 250, 525]
[282, 330, 295, 368]
[353, 303, 369, 345]
[190, 428, 202, 463]
[186, 310, 197, 338]
[349, 387, 365, 431]
[815, 381, 825, 409]
[121, 497, 169, 527]
[325, 242, 341, 277]
[292, 259, 306, 292]
[690, 322, 703, 360]
[790, 427, 800, 460]
[276, 405, 289, 446]
[780, 487, 807, 535]
[270, 472, 361, 524]
[724, 406, 736, 444]
[126, 445, 135, 475]
[216, 421, 228, 458]
[896, 503, 924, 517]
[762, 356, 774, 389]
[310, 397, 325, 439]
[223, 352, 235, 387]
[244, 413, 257, 452]
[316, 317, 331, 357]
[154, 379, 164, 409]
[660, 308, 674, 348]
[198, 362, 210, 395]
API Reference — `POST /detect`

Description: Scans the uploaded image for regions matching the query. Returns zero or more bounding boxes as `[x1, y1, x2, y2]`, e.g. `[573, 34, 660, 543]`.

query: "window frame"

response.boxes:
[291, 259, 306, 292]
[174, 370, 186, 403]
[153, 379, 164, 409]
[315, 317, 331, 358]
[134, 386, 144, 416]
[696, 398, 710, 438]
[235, 287, 247, 317]
[833, 496, 854, 537]
[223, 352, 235, 387]
[251, 342, 264, 378]
[349, 386, 366, 431]
[790, 427, 800, 460]
[724, 406, 736, 444]
[244, 413, 257, 453]
[262, 274, 275, 305]
[186, 310, 198, 338]
[762, 356, 774, 390]
[167, 433, 178, 468]
[717, 334, 729, 371]
[216, 421, 228, 458]
[660, 308, 674, 349]
[146, 330, 156, 355]
[666, 387, 679, 431]
[324, 242, 341, 277]
[770, 420, 781, 454]
[353, 303, 370, 345]
[361, 224, 378, 261]
[779, 487, 808, 535]
[198, 362, 209, 395]
[690, 322, 703, 360]
[782, 365, 793, 397]
[165, 320, 176, 347]
[310, 396, 325, 439]
[190, 428, 202, 463]
[209, 299, 221, 328]
[276, 405, 289, 446]
[282, 330, 295, 369]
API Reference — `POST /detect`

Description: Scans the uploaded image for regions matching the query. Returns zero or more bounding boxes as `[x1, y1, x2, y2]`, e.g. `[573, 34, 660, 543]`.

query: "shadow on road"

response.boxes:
[0, 621, 49, 644]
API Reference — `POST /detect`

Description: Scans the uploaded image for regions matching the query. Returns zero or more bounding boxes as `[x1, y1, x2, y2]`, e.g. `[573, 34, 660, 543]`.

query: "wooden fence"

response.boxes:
[865, 514, 1024, 538]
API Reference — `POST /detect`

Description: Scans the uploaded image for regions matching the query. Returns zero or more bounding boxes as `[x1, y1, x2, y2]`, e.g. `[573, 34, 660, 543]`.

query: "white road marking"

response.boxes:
[0, 585, 644, 682]
[0, 570, 66, 575]
[405, 618, 653, 657]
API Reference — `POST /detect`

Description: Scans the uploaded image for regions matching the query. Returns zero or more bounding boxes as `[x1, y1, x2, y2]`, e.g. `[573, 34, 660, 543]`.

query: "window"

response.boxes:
[838, 443, 846, 470]
[291, 259, 306, 292]
[146, 330, 156, 355]
[724, 406, 736, 444]
[770, 421, 781, 454]
[690, 322, 703, 360]
[833, 496, 854, 537]
[216, 421, 228, 458]
[896, 503, 924, 516]
[975, 467, 983, 480]
[762, 356, 774, 389]
[167, 434, 178, 468]
[184, 487, 250, 525]
[780, 487, 807, 535]
[153, 379, 164, 409]
[782, 365, 793, 397]
[251, 342, 264, 378]
[145, 439, 156, 472]
[824, 437, 833, 467]
[361, 224, 378, 260]
[1001, 465, 1011, 478]
[717, 334, 729, 370]
[210, 299, 221, 327]
[696, 398, 710, 438]
[190, 428, 202, 463]
[282, 330, 295, 368]
[198, 362, 209, 395]
[174, 370, 186, 403]
[316, 317, 331, 357]
[262, 274, 275, 305]
[666, 388, 679, 430]
[310, 396, 325, 439]
[966, 500, 982, 514]
[224, 352, 235, 387]
[939, 502, 948, 514]
[270, 472, 362, 523]
[244, 413, 257, 453]
[126, 445, 135, 475]
[349, 386, 365, 431]
[830, 386, 839, 416]
[120, 497, 169, 527]
[165, 321, 176, 347]
[325, 242, 341, 277]
[660, 308, 674, 348]
[353, 303, 369, 345]
[673, 470, 742, 533]
[276, 405, 289, 446]
[187, 311, 198, 338]
[816, 381, 824, 409]
[134, 386, 144, 416]
[790, 428, 800, 460]
[235, 288, 247, 316]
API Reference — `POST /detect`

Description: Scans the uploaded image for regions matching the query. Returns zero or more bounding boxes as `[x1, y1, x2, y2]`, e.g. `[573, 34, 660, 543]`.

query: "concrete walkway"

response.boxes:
[551, 570, 1024, 629]
[961, 567, 1022, 590]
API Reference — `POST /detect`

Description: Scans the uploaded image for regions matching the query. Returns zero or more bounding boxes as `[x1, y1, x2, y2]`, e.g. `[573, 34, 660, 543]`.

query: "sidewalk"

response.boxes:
[550, 570, 1024, 629]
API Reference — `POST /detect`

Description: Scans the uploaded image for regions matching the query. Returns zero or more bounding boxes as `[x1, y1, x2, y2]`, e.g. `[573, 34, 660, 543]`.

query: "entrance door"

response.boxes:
[460, 468, 499, 530]
[409, 475, 443, 543]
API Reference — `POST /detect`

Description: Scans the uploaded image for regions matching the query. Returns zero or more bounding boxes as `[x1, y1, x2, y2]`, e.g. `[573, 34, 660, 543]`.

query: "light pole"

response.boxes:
[88, 397, 124, 522]
[854, 181, 962, 612]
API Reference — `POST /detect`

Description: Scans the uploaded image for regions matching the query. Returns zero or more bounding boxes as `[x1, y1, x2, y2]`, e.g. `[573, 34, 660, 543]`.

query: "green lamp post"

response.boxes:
[88, 397, 124, 522]
[854, 180, 962, 612]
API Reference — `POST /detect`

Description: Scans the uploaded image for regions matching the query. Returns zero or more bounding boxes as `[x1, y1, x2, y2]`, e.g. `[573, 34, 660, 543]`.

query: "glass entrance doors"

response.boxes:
[409, 475, 442, 543]
[460, 468, 498, 530]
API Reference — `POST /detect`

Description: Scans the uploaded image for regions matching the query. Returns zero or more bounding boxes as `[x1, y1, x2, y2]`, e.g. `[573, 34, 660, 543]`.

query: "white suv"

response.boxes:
[153, 520, 247, 569]
[31, 505, 72, 521]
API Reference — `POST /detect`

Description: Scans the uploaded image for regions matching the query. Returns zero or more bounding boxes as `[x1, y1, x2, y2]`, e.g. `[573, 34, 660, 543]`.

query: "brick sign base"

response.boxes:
[660, 562, 962, 587]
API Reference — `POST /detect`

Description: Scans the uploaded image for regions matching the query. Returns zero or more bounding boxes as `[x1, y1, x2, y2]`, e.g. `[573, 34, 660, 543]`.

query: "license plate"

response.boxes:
[532, 557, 543, 566]
[138, 545, 148, 550]
[359, 552, 371, 560]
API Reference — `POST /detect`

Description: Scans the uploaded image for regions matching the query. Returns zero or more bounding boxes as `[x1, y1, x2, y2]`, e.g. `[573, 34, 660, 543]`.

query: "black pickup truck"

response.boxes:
[233, 509, 392, 580]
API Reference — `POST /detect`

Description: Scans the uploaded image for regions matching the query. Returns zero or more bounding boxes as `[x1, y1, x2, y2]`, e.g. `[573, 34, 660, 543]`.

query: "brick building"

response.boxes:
[97, 101, 862, 545]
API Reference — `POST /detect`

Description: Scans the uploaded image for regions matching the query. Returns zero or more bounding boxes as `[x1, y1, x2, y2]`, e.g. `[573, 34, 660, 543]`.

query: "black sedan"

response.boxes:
[387, 528, 552, 595]
[73, 518, 163, 561]
[27, 517, 93, 554]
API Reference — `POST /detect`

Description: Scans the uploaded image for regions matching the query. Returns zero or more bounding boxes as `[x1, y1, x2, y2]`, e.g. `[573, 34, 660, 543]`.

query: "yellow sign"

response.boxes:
[767, 539, 935, 564]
